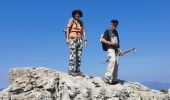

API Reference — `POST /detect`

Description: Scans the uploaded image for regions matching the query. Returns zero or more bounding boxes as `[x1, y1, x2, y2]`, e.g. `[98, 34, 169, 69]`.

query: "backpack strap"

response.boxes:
[107, 28, 112, 41]
[69, 18, 76, 29]
[63, 18, 75, 38]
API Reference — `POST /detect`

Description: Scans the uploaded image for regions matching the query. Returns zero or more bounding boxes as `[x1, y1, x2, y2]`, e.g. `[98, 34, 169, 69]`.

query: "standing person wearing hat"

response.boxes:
[65, 9, 88, 76]
[100, 20, 124, 84]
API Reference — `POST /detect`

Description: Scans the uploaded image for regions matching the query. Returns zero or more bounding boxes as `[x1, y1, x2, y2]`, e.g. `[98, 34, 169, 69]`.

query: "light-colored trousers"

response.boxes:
[105, 48, 119, 81]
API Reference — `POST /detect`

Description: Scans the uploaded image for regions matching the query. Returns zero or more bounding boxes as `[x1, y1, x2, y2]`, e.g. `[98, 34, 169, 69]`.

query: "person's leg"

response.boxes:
[104, 49, 116, 83]
[75, 39, 83, 74]
[112, 51, 119, 81]
[68, 38, 76, 74]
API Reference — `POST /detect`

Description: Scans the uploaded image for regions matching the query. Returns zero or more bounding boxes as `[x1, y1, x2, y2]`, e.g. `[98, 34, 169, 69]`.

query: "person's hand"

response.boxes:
[84, 41, 88, 48]
[119, 51, 125, 56]
[107, 41, 117, 47]
[66, 39, 70, 45]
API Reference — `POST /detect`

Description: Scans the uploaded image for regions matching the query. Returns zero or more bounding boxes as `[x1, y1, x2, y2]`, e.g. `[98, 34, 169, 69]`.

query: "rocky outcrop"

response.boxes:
[0, 67, 170, 100]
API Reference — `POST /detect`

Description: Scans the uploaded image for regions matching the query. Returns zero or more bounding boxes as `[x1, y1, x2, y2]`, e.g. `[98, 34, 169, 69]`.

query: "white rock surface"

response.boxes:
[0, 67, 169, 100]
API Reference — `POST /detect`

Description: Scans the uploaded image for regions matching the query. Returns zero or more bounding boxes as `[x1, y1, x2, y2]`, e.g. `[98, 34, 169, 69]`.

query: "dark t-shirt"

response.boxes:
[102, 28, 120, 50]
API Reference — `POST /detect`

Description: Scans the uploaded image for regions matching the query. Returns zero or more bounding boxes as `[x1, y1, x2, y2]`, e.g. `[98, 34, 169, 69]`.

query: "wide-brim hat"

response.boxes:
[72, 9, 83, 17]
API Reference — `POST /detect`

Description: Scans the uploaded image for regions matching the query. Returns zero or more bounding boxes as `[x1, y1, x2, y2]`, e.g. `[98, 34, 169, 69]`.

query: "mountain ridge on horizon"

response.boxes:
[142, 81, 170, 90]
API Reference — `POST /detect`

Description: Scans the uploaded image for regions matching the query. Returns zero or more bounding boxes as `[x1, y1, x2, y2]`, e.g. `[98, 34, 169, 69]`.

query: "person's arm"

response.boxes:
[82, 29, 88, 47]
[118, 48, 124, 56]
[100, 29, 115, 46]
[100, 37, 111, 45]
[81, 21, 88, 47]
[66, 18, 73, 44]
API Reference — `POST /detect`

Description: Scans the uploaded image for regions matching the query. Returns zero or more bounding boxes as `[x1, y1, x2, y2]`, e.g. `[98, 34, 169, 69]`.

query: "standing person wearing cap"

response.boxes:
[65, 9, 88, 76]
[100, 20, 124, 84]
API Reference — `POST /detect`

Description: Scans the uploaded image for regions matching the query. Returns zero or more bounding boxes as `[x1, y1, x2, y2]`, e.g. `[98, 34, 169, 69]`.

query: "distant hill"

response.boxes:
[143, 81, 170, 90]
[0, 88, 4, 91]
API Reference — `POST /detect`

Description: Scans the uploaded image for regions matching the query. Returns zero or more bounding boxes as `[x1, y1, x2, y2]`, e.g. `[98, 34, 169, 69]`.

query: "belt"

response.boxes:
[71, 31, 82, 32]
[70, 36, 82, 39]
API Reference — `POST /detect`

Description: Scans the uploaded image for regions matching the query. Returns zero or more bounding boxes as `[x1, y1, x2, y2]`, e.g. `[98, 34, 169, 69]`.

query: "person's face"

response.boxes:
[74, 13, 80, 19]
[111, 23, 118, 28]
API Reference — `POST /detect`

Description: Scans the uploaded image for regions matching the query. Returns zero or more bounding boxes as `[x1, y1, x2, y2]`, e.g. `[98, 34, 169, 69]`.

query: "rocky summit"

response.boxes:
[0, 67, 170, 100]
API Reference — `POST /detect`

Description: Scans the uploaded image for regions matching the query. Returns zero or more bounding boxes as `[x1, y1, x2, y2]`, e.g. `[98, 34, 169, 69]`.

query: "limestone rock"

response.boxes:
[0, 67, 169, 100]
[169, 88, 170, 98]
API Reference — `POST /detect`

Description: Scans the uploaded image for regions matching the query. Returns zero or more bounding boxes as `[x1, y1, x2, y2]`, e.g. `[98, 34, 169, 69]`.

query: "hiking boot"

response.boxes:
[103, 77, 110, 84]
[68, 70, 75, 76]
[110, 81, 119, 85]
[75, 71, 85, 77]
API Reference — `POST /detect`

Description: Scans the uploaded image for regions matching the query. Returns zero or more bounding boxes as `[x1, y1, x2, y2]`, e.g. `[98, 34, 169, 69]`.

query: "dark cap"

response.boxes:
[72, 9, 83, 17]
[111, 20, 119, 24]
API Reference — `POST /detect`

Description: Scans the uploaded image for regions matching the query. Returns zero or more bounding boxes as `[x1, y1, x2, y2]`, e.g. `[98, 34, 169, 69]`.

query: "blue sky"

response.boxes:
[0, 0, 170, 88]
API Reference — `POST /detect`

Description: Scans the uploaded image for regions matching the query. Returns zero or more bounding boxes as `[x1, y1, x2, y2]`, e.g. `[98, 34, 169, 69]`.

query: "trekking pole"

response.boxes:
[101, 47, 136, 64]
